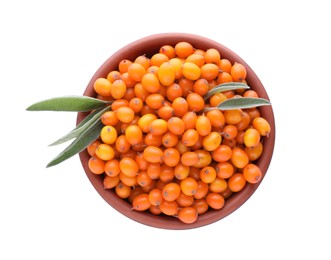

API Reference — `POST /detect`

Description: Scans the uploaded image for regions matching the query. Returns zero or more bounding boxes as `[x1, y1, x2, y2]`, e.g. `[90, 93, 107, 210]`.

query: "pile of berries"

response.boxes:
[86, 42, 271, 224]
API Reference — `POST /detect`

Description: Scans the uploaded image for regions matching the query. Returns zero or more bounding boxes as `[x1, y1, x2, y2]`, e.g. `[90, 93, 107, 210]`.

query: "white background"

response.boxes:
[1, 0, 330, 259]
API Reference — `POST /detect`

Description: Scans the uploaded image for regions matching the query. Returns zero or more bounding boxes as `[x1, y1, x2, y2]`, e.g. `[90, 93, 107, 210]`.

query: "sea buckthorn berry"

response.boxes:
[159, 200, 179, 216]
[200, 166, 217, 183]
[172, 97, 189, 117]
[178, 78, 194, 97]
[116, 106, 135, 123]
[157, 62, 176, 86]
[162, 131, 178, 148]
[150, 53, 169, 67]
[157, 106, 175, 120]
[141, 73, 160, 93]
[167, 117, 185, 135]
[252, 116, 271, 136]
[104, 159, 120, 177]
[209, 177, 227, 193]
[186, 53, 205, 67]
[143, 146, 163, 163]
[193, 199, 209, 214]
[244, 128, 261, 148]
[128, 62, 146, 82]
[206, 193, 225, 209]
[175, 42, 194, 58]
[137, 171, 153, 187]
[194, 181, 209, 199]
[110, 79, 127, 99]
[162, 182, 181, 201]
[200, 63, 220, 81]
[187, 92, 205, 112]
[101, 111, 119, 126]
[88, 156, 105, 174]
[202, 131, 222, 151]
[111, 99, 129, 111]
[93, 78, 112, 97]
[178, 207, 198, 224]
[115, 182, 131, 199]
[134, 55, 150, 70]
[180, 177, 198, 196]
[235, 111, 251, 131]
[132, 193, 151, 211]
[149, 119, 168, 136]
[182, 111, 198, 130]
[119, 157, 139, 177]
[163, 148, 180, 167]
[146, 93, 165, 110]
[206, 109, 225, 129]
[159, 45, 176, 59]
[103, 175, 120, 189]
[210, 92, 227, 107]
[218, 58, 232, 73]
[245, 142, 263, 161]
[222, 124, 238, 140]
[196, 115, 212, 136]
[231, 147, 249, 169]
[174, 163, 190, 180]
[119, 171, 137, 186]
[107, 70, 121, 83]
[87, 140, 101, 156]
[182, 129, 199, 147]
[212, 144, 232, 162]
[149, 188, 163, 206]
[125, 125, 143, 145]
[118, 59, 132, 73]
[181, 62, 201, 81]
[243, 163, 262, 184]
[166, 83, 183, 102]
[129, 97, 144, 113]
[224, 109, 243, 125]
[215, 162, 234, 179]
[204, 48, 221, 64]
[193, 78, 209, 96]
[181, 151, 199, 166]
[100, 126, 117, 144]
[159, 165, 175, 183]
[95, 144, 115, 161]
[231, 62, 247, 82]
[138, 113, 157, 133]
[176, 192, 194, 207]
[228, 173, 247, 192]
[244, 89, 259, 98]
[193, 150, 212, 168]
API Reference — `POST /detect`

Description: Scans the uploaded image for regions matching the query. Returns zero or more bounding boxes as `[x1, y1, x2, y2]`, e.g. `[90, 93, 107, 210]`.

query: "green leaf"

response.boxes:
[204, 82, 250, 101]
[26, 95, 109, 112]
[216, 97, 271, 110]
[46, 120, 104, 167]
[48, 106, 110, 146]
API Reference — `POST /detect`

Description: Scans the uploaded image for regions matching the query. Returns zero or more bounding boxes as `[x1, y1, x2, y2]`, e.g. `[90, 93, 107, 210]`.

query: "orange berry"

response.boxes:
[162, 131, 179, 148]
[200, 63, 220, 81]
[231, 62, 247, 82]
[209, 177, 227, 193]
[231, 147, 249, 169]
[95, 143, 115, 161]
[136, 171, 153, 187]
[129, 97, 144, 113]
[181, 151, 199, 166]
[141, 73, 160, 93]
[169, 58, 184, 79]
[166, 83, 183, 102]
[228, 173, 246, 192]
[178, 207, 198, 224]
[215, 162, 234, 179]
[134, 55, 150, 70]
[143, 146, 163, 163]
[176, 192, 194, 207]
[204, 48, 221, 64]
[174, 163, 190, 180]
[206, 109, 225, 129]
[104, 159, 120, 177]
[182, 111, 198, 130]
[193, 149, 212, 168]
[252, 117, 271, 136]
[193, 78, 209, 96]
[200, 166, 217, 184]
[222, 124, 238, 140]
[202, 131, 222, 151]
[180, 177, 198, 196]
[196, 115, 211, 136]
[167, 116, 185, 135]
[157, 106, 175, 120]
[159, 45, 176, 59]
[181, 61, 201, 80]
[119, 157, 139, 177]
[163, 148, 180, 167]
[217, 72, 233, 84]
[115, 182, 131, 199]
[209, 92, 227, 107]
[118, 59, 132, 74]
[149, 119, 168, 136]
[182, 129, 199, 147]
[212, 144, 232, 162]
[206, 193, 225, 209]
[162, 182, 181, 202]
[218, 58, 232, 73]
[148, 188, 163, 206]
[101, 111, 119, 126]
[103, 175, 120, 189]
[145, 93, 165, 110]
[93, 78, 112, 97]
[128, 62, 146, 82]
[193, 198, 209, 214]
[87, 140, 101, 156]
[187, 92, 205, 112]
[244, 128, 261, 148]
[150, 53, 169, 67]
[224, 109, 243, 124]
[125, 125, 143, 145]
[157, 61, 176, 86]
[194, 181, 209, 199]
[88, 156, 105, 174]
[245, 142, 263, 161]
[110, 79, 127, 99]
[159, 200, 179, 216]
[243, 163, 262, 184]
[175, 42, 194, 58]
[116, 106, 135, 123]
[138, 113, 157, 133]
[172, 97, 188, 117]
[132, 193, 151, 211]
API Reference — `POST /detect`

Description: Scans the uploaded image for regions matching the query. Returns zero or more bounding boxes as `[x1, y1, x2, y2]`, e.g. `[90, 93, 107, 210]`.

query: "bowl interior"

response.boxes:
[77, 33, 275, 230]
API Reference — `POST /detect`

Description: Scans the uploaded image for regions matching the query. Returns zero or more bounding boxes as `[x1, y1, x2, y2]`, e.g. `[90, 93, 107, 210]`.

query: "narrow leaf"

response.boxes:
[46, 120, 104, 167]
[204, 82, 250, 100]
[216, 97, 271, 110]
[26, 95, 108, 112]
[48, 106, 110, 146]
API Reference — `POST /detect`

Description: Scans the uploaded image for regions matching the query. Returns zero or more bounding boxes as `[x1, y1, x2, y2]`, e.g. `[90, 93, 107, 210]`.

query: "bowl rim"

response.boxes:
[77, 33, 276, 230]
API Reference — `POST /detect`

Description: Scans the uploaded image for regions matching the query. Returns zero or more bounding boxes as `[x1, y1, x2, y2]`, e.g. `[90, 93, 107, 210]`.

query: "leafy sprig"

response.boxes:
[26, 83, 271, 167]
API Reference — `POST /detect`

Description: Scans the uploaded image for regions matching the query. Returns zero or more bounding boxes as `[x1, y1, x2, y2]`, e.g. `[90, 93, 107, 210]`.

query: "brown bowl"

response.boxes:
[77, 33, 275, 230]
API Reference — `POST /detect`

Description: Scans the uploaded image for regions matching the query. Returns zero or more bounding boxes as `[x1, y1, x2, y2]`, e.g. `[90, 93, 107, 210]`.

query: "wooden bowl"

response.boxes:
[77, 33, 275, 230]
